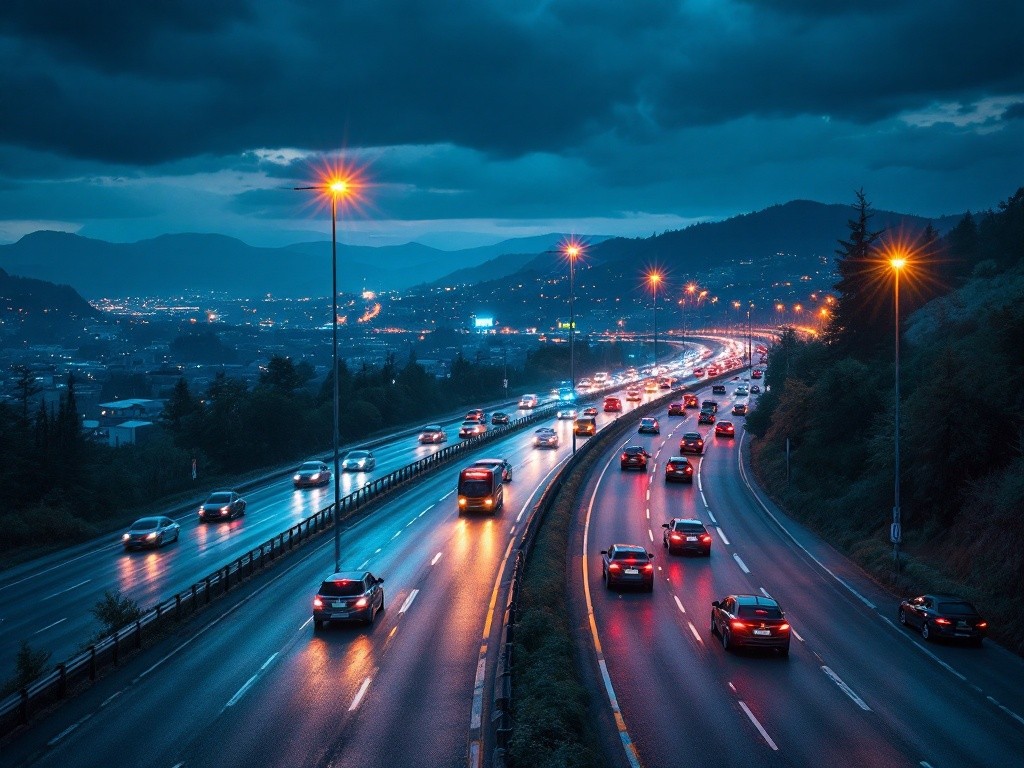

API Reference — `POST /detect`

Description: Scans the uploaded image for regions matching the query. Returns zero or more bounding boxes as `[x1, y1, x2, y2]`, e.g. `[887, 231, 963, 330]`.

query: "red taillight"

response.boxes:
[977, 621, 988, 628]
[700, 534, 711, 542]
[778, 623, 790, 631]
[313, 597, 323, 609]
[354, 597, 369, 609]
[730, 620, 746, 630]
[666, 463, 675, 471]
[621, 453, 628, 460]
[609, 563, 621, 571]
[670, 533, 683, 541]
[685, 466, 693, 474]
[934, 617, 952, 625]
[643, 563, 654, 572]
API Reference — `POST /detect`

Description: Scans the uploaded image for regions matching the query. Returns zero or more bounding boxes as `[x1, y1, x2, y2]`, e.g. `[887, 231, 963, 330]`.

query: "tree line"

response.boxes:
[747, 187, 1024, 653]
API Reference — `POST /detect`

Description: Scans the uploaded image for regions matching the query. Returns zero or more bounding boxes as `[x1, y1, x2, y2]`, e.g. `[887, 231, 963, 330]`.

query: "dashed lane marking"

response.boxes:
[822, 666, 871, 711]
[399, 589, 419, 614]
[349, 677, 372, 711]
[738, 701, 779, 751]
[733, 553, 750, 574]
[717, 527, 730, 545]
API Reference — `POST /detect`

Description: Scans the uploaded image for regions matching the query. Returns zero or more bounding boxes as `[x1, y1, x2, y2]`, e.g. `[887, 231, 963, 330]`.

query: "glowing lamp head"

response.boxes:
[328, 179, 348, 196]
[565, 245, 580, 259]
[890, 256, 906, 270]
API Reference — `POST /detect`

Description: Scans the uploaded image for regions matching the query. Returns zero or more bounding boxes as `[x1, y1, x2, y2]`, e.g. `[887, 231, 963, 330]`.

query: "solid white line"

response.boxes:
[33, 617, 68, 635]
[760, 587, 772, 598]
[440, 490, 454, 500]
[707, 509, 717, 524]
[431, 551, 443, 566]
[226, 674, 259, 708]
[399, 589, 419, 614]
[700, 491, 709, 508]
[260, 652, 278, 671]
[738, 701, 779, 750]
[822, 666, 872, 711]
[349, 677, 372, 711]
[697, 474, 703, 492]
[717, 527, 731, 545]
[44, 579, 91, 600]
[998, 704, 1024, 727]
[470, 656, 486, 728]
[647, 529, 654, 542]
[299, 616, 313, 630]
[792, 628, 804, 642]
[674, 595, 686, 613]
[688, 622, 704, 644]
[47, 721, 80, 746]
[733, 553, 750, 574]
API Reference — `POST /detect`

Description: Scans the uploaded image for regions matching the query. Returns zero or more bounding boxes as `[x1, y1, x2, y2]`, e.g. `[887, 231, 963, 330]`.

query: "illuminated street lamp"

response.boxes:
[648, 272, 662, 372]
[295, 169, 360, 572]
[565, 242, 583, 453]
[683, 283, 697, 359]
[890, 254, 907, 573]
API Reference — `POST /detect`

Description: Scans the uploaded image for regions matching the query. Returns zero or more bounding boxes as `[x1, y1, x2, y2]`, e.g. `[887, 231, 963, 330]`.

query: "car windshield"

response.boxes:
[300, 462, 321, 471]
[348, 451, 369, 459]
[674, 522, 704, 533]
[131, 518, 159, 530]
[613, 550, 645, 560]
[625, 447, 644, 454]
[462, 422, 477, 428]
[422, 425, 441, 432]
[319, 580, 365, 597]
[938, 601, 978, 615]
[737, 605, 783, 619]
[207, 493, 231, 503]
[459, 480, 491, 496]
[684, 433, 700, 440]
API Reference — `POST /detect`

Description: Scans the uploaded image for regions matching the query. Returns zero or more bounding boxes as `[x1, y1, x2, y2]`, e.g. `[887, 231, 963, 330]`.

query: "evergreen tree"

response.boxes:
[162, 378, 200, 446]
[826, 189, 887, 359]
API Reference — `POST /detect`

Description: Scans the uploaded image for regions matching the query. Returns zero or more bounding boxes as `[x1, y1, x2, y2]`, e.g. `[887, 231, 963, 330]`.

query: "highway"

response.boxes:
[2, 343, 725, 768]
[574, 379, 1024, 767]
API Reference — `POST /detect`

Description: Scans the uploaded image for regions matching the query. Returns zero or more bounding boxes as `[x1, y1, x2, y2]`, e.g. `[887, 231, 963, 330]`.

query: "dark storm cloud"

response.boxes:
[3, 0, 1020, 168]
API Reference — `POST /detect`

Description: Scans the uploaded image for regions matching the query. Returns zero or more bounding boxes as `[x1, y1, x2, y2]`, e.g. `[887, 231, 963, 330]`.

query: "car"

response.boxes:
[491, 412, 510, 425]
[698, 410, 716, 424]
[692, 367, 705, 377]
[600, 544, 655, 591]
[534, 428, 559, 448]
[715, 421, 735, 437]
[293, 460, 332, 488]
[472, 457, 513, 482]
[711, 595, 791, 656]
[667, 401, 685, 416]
[707, 365, 720, 376]
[712, 384, 727, 394]
[518, 394, 538, 409]
[662, 518, 712, 555]
[199, 490, 246, 522]
[122, 516, 180, 549]
[751, 384, 761, 394]
[702, 400, 719, 413]
[465, 408, 486, 422]
[557, 408, 578, 420]
[735, 385, 749, 396]
[557, 387, 576, 402]
[679, 432, 704, 454]
[582, 406, 598, 417]
[752, 369, 764, 379]
[418, 425, 447, 444]
[574, 417, 597, 436]
[603, 396, 623, 412]
[313, 571, 385, 628]
[459, 421, 487, 438]
[644, 379, 659, 393]
[897, 594, 988, 645]
[638, 417, 660, 434]
[683, 393, 699, 408]
[625, 388, 643, 401]
[659, 377, 673, 389]
[664, 456, 694, 483]
[620, 445, 650, 470]
[342, 450, 376, 471]
[732, 403, 748, 416]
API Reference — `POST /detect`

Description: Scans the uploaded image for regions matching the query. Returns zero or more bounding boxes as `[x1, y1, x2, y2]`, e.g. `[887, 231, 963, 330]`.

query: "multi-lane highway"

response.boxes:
[2, 343, 724, 767]
[575, 380, 1024, 767]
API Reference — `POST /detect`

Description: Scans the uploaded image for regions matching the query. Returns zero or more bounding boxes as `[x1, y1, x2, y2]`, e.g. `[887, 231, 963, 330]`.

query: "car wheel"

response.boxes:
[722, 628, 731, 651]
[313, 618, 323, 631]
[922, 622, 932, 641]
[898, 608, 907, 625]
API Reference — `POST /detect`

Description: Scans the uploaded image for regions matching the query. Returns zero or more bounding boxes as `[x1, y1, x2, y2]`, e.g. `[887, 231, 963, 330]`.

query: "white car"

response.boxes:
[736, 385, 749, 396]
[534, 428, 559, 448]
[459, 421, 487, 438]
[518, 394, 538, 409]
[556, 408, 578, 420]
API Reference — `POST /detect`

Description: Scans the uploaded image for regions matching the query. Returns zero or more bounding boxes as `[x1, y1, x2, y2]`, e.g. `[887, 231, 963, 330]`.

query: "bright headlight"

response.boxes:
[310, 473, 320, 480]
[294, 474, 301, 481]
[145, 532, 158, 540]
[122, 533, 130, 541]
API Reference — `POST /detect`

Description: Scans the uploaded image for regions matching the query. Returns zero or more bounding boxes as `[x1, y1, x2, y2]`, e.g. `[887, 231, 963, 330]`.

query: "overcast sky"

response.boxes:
[2, 0, 1022, 249]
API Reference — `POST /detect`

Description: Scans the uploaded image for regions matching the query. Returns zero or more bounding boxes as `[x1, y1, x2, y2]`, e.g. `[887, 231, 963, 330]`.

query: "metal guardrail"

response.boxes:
[489, 367, 747, 762]
[0, 399, 575, 737]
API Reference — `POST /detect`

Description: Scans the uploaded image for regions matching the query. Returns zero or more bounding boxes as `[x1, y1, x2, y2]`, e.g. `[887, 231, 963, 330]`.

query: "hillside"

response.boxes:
[0, 267, 101, 342]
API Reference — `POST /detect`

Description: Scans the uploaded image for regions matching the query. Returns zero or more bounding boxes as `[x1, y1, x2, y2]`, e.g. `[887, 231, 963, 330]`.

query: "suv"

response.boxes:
[601, 544, 655, 591]
[679, 432, 704, 454]
[702, 400, 719, 413]
[574, 416, 597, 436]
[664, 456, 694, 483]
[313, 571, 385, 628]
[667, 401, 685, 416]
[712, 384, 726, 394]
[620, 445, 650, 470]
[662, 518, 712, 555]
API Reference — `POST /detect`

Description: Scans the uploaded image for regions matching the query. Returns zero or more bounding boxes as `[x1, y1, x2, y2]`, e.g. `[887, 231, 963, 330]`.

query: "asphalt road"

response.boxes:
[3, 342, 731, 768]
[574, 380, 1024, 767]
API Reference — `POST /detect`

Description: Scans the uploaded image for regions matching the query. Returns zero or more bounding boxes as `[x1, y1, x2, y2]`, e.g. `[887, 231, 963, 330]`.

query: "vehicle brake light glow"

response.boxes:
[621, 453, 628, 460]
[731, 620, 747, 630]
[354, 597, 369, 608]
[313, 597, 323, 608]
[670, 533, 682, 540]
[976, 621, 988, 628]
[643, 563, 654, 571]
[700, 534, 711, 542]
[778, 623, 790, 631]
[934, 617, 952, 625]
[609, 563, 621, 570]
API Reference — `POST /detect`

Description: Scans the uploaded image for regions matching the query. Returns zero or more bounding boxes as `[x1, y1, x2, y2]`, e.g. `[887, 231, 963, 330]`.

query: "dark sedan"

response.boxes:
[199, 490, 246, 522]
[679, 432, 704, 454]
[620, 445, 650, 470]
[662, 518, 711, 555]
[638, 417, 660, 434]
[664, 456, 694, 483]
[491, 412, 510, 425]
[667, 401, 685, 416]
[711, 595, 791, 656]
[898, 594, 987, 645]
[698, 410, 716, 424]
[313, 571, 385, 628]
[601, 544, 654, 591]
[732, 403, 748, 416]
[122, 516, 180, 549]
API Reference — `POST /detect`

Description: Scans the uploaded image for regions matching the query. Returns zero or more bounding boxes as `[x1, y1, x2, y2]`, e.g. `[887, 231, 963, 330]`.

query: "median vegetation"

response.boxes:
[747, 187, 1024, 654]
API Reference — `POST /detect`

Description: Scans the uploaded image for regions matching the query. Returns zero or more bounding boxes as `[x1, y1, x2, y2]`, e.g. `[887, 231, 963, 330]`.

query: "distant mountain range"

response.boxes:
[0, 267, 100, 342]
[0, 200, 963, 302]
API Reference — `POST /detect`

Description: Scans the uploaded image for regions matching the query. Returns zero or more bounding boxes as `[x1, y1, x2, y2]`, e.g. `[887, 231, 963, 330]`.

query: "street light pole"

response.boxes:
[891, 257, 905, 576]
[746, 305, 752, 370]
[567, 245, 580, 454]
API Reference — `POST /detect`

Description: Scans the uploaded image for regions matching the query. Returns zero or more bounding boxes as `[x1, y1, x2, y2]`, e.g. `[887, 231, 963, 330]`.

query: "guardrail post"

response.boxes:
[224, 565, 230, 592]
[135, 620, 142, 649]
[205, 576, 212, 603]
[289, 529, 294, 550]
[89, 646, 96, 680]
[155, 605, 162, 626]
[191, 584, 198, 611]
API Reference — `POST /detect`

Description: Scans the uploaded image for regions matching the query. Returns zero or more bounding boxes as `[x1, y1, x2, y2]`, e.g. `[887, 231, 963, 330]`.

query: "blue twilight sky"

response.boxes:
[1, 0, 1022, 249]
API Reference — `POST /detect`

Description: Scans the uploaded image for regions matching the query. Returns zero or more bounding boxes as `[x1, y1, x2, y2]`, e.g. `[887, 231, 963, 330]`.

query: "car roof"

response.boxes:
[666, 456, 690, 462]
[731, 595, 781, 608]
[718, 420, 734, 425]
[322, 571, 373, 583]
[623, 445, 646, 452]
[473, 458, 505, 465]
[422, 425, 443, 430]
[129, 517, 163, 526]
[670, 517, 702, 525]
[683, 432, 702, 438]
[641, 416, 657, 421]
[611, 544, 647, 553]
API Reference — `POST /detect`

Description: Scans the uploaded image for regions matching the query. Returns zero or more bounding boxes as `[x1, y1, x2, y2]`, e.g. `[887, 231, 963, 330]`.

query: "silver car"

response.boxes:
[122, 516, 180, 549]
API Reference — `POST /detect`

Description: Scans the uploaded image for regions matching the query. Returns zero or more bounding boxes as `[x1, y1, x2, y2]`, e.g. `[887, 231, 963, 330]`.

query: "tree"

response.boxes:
[162, 378, 199, 443]
[12, 365, 41, 424]
[259, 355, 310, 397]
[827, 189, 887, 359]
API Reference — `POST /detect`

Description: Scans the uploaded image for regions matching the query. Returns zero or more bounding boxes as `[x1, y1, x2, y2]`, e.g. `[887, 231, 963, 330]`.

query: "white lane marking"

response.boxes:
[700, 491, 709, 508]
[406, 518, 416, 527]
[998, 703, 1024, 727]
[707, 509, 718, 524]
[358, 559, 369, 569]
[33, 617, 68, 635]
[651, 463, 657, 476]
[260, 652, 278, 671]
[647, 529, 654, 542]
[374, 547, 382, 554]
[646, 489, 651, 500]
[470, 656, 486, 728]
[728, 682, 737, 692]
[760, 587, 772, 598]
[349, 677, 372, 711]
[688, 622, 704, 644]
[920, 763, 934, 768]
[645, 508, 650, 519]
[697, 474, 703, 492]
[674, 595, 686, 613]
[300, 616, 313, 630]
[516, 507, 525, 523]
[738, 701, 779, 751]
[792, 628, 804, 642]
[509, 526, 516, 535]
[399, 589, 419, 614]
[421, 503, 434, 514]
[822, 666, 871, 711]
[390, 530, 402, 540]
[733, 553, 750, 574]
[47, 720, 81, 746]
[440, 490, 454, 500]
[44, 579, 91, 600]
[225, 673, 259, 708]
[717, 527, 731, 545]
[880, 617, 968, 681]
[101, 690, 122, 707]
[736, 431, 876, 610]
[431, 552, 443, 566]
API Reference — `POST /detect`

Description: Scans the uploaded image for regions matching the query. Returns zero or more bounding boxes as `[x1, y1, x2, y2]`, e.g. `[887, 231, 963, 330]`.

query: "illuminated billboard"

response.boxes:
[474, 316, 495, 328]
